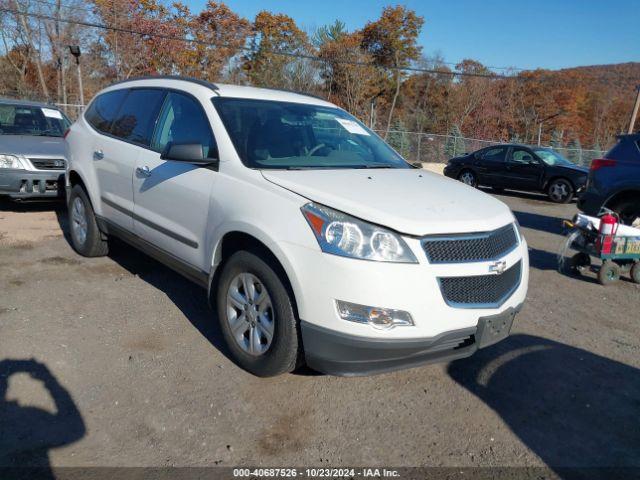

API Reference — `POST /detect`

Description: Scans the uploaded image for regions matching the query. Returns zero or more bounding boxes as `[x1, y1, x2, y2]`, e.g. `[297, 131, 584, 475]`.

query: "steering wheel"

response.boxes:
[306, 143, 326, 157]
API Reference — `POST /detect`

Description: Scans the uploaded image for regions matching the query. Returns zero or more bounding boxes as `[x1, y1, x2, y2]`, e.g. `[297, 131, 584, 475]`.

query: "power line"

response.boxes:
[24, 0, 96, 14]
[0, 6, 517, 80]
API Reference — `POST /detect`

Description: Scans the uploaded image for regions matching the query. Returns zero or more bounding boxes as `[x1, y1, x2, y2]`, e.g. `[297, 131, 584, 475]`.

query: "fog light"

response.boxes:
[335, 300, 414, 330]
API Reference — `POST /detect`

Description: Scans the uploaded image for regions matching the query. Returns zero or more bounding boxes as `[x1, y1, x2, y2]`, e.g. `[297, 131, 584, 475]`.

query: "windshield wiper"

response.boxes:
[354, 163, 395, 169]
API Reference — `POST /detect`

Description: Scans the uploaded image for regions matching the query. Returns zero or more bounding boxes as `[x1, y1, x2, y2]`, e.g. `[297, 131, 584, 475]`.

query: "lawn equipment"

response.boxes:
[561, 211, 640, 285]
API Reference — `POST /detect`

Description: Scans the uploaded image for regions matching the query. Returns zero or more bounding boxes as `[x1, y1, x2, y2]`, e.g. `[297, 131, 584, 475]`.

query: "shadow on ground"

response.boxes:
[527, 247, 560, 271]
[448, 334, 640, 475]
[0, 359, 85, 479]
[106, 240, 232, 361]
[0, 199, 63, 212]
[513, 210, 566, 236]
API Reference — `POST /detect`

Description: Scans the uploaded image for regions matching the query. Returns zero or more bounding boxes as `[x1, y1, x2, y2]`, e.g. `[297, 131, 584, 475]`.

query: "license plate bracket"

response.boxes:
[476, 306, 518, 349]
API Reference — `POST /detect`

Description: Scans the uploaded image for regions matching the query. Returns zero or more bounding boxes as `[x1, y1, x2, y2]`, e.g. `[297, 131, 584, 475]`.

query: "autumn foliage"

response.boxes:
[0, 0, 637, 152]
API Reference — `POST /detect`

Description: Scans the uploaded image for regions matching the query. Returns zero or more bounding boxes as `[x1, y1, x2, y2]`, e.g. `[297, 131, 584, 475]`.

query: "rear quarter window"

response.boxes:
[85, 89, 128, 134]
[605, 137, 640, 162]
[110, 89, 166, 146]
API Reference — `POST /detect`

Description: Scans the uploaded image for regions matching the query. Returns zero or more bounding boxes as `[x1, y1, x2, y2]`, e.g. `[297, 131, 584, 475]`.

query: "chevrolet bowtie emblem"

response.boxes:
[489, 260, 507, 275]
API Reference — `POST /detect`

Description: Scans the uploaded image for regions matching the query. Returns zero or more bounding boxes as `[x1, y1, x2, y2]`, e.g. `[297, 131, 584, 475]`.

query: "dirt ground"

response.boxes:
[1, 189, 639, 473]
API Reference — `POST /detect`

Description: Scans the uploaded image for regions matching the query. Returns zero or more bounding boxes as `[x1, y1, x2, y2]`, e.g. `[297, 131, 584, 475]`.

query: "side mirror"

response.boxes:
[160, 142, 218, 167]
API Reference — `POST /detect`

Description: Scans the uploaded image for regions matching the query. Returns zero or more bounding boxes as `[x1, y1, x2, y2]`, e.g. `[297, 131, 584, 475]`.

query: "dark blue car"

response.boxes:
[578, 134, 640, 227]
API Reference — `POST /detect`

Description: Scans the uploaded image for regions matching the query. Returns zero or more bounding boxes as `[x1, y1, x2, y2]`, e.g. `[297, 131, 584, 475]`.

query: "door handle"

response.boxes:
[136, 166, 151, 177]
[93, 149, 104, 160]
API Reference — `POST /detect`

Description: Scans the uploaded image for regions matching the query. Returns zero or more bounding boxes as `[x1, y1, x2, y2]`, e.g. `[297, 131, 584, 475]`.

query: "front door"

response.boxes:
[133, 91, 218, 270]
[504, 147, 544, 190]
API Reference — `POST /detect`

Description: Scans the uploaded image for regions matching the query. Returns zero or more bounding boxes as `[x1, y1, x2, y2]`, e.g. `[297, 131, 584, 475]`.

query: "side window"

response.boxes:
[510, 148, 535, 164]
[481, 147, 507, 162]
[84, 89, 128, 133]
[111, 89, 166, 146]
[151, 92, 216, 158]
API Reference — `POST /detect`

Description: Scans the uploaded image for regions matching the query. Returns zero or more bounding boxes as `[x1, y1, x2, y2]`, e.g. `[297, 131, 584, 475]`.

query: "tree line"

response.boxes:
[1, 0, 637, 153]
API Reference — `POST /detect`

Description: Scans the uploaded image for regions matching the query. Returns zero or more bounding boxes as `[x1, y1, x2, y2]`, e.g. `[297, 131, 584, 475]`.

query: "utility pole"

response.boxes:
[537, 111, 564, 146]
[68, 45, 84, 107]
[628, 85, 640, 134]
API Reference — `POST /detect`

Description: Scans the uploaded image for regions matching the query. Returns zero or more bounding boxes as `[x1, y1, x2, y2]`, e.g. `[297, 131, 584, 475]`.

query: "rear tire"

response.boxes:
[598, 261, 620, 286]
[216, 250, 302, 377]
[608, 198, 640, 227]
[458, 170, 477, 188]
[68, 185, 108, 257]
[547, 178, 574, 204]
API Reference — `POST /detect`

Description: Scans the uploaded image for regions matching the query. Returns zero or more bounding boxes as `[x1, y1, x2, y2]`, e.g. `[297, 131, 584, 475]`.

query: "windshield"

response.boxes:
[533, 148, 574, 166]
[212, 97, 410, 170]
[0, 103, 70, 137]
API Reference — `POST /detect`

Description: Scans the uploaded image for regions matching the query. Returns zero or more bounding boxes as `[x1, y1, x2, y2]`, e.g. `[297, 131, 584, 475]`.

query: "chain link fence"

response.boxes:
[2, 90, 605, 167]
[379, 130, 604, 167]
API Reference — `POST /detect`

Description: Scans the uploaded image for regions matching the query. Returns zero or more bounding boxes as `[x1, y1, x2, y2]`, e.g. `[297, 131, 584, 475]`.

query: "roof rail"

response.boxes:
[106, 75, 219, 91]
[253, 85, 327, 102]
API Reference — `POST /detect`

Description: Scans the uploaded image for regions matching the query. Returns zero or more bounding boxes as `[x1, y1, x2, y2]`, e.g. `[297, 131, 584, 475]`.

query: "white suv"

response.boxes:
[65, 76, 529, 377]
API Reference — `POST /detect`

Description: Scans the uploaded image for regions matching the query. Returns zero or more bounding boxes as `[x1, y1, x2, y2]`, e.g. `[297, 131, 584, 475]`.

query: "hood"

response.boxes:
[553, 163, 589, 175]
[0, 135, 66, 158]
[262, 168, 515, 236]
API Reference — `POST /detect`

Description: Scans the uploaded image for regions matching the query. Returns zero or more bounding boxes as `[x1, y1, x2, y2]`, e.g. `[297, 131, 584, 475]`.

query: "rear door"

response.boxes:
[133, 90, 218, 269]
[475, 146, 508, 186]
[84, 89, 133, 229]
[504, 147, 544, 190]
[94, 88, 166, 229]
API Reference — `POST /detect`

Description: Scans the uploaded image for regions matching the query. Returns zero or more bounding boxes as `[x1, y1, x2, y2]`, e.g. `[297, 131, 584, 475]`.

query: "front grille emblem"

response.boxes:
[489, 260, 507, 275]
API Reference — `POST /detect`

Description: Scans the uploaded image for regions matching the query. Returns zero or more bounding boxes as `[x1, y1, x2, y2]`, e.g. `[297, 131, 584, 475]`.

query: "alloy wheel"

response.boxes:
[549, 181, 569, 202]
[460, 172, 475, 186]
[71, 197, 88, 245]
[226, 273, 275, 356]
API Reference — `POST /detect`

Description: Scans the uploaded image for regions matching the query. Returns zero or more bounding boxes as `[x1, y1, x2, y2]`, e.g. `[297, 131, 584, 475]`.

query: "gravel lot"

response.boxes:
[1, 189, 639, 473]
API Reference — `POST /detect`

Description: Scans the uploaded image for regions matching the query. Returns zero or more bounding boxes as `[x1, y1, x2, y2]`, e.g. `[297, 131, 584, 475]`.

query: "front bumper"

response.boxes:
[0, 169, 65, 199]
[302, 303, 522, 376]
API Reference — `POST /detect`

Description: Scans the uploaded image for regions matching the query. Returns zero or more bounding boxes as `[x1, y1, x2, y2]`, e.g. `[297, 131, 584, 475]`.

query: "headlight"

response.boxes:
[0, 154, 28, 169]
[301, 202, 418, 263]
[513, 217, 523, 242]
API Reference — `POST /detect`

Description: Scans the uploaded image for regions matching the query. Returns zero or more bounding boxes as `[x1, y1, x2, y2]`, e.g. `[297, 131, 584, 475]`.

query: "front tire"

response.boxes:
[547, 178, 574, 204]
[68, 185, 108, 257]
[216, 250, 302, 377]
[458, 170, 477, 188]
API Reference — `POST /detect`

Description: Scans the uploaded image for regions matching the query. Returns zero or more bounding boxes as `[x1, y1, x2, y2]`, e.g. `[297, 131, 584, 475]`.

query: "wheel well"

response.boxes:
[68, 170, 87, 192]
[209, 232, 298, 314]
[458, 168, 475, 179]
[605, 189, 640, 209]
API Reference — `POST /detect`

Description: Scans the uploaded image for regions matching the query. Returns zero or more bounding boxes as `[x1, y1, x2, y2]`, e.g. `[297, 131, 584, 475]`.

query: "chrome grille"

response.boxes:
[422, 224, 518, 263]
[29, 158, 66, 170]
[439, 260, 522, 308]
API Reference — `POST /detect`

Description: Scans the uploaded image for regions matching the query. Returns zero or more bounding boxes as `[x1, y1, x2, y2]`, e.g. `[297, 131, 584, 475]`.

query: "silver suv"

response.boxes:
[0, 98, 70, 200]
